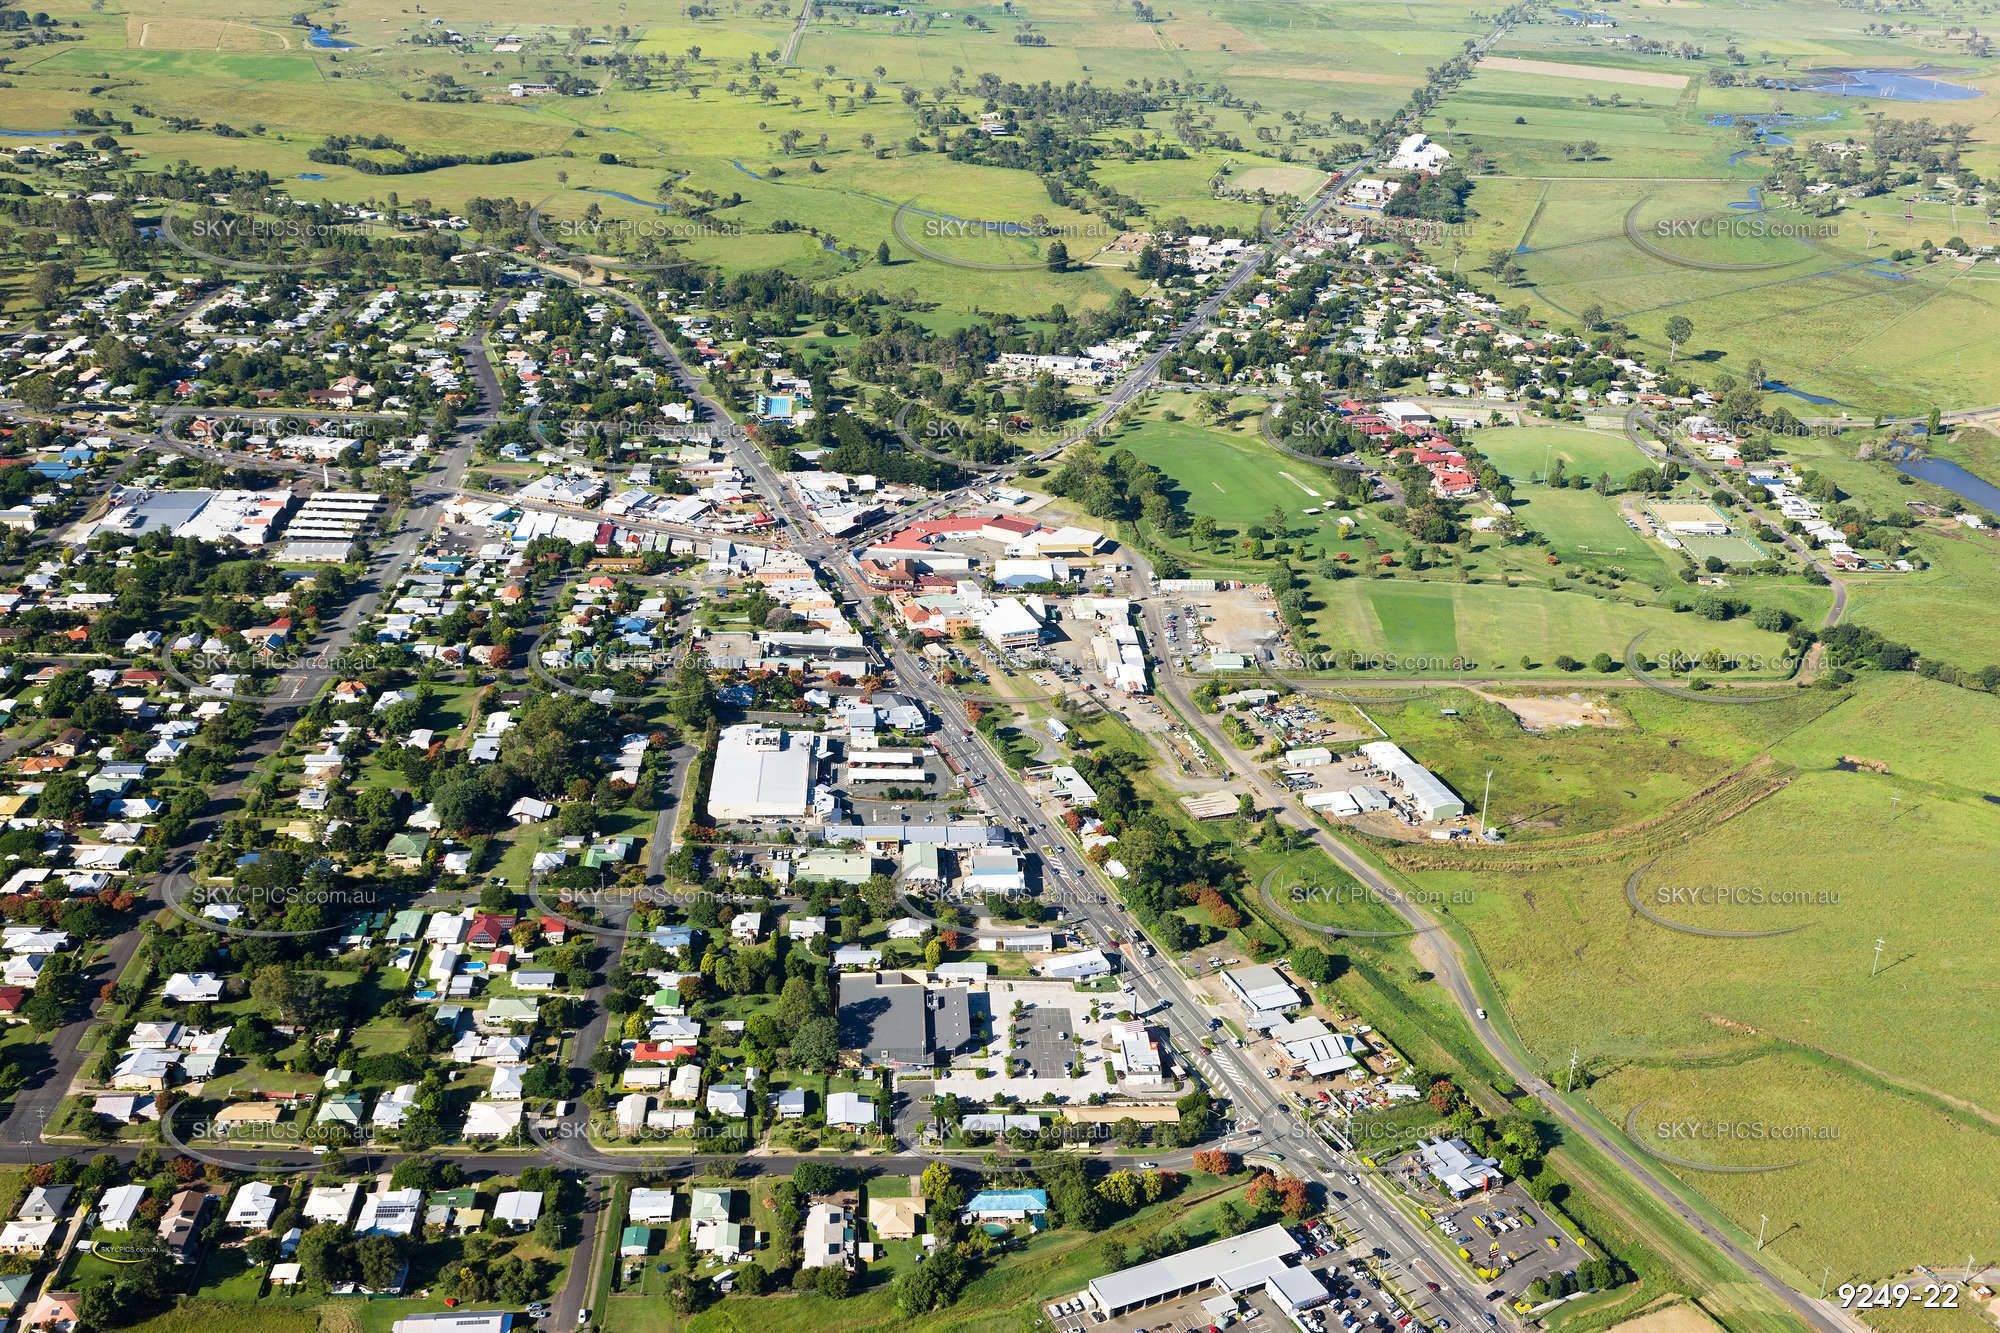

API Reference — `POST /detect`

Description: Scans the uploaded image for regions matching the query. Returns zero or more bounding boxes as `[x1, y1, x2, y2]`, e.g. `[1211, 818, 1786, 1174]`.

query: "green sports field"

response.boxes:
[1304, 575, 1786, 670]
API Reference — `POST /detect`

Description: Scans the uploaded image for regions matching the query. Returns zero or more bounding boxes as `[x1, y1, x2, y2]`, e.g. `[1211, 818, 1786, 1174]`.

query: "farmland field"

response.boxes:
[1394, 673, 2000, 1284]
[1420, 0, 2000, 411]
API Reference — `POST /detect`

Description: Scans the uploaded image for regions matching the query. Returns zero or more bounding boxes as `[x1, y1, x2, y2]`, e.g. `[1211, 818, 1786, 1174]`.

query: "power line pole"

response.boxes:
[1757, 1214, 1768, 1250]
[1871, 937, 1885, 977]
[1566, 1049, 1579, 1094]
[1479, 769, 1492, 839]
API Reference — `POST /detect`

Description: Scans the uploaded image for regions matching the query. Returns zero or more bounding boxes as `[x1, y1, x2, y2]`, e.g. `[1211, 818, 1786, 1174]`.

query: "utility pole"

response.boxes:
[1871, 937, 1885, 977]
[1758, 1214, 1768, 1250]
[1479, 770, 1492, 839]
[1566, 1049, 1579, 1093]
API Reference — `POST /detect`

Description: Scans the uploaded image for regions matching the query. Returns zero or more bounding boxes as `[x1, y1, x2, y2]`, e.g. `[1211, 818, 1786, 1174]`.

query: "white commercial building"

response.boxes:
[1222, 964, 1302, 1028]
[1358, 741, 1465, 821]
[1417, 1137, 1505, 1197]
[706, 725, 821, 823]
[1086, 1224, 1304, 1317]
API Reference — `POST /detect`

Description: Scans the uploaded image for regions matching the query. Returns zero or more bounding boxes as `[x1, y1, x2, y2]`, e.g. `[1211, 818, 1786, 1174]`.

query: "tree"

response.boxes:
[919, 1161, 965, 1213]
[1663, 314, 1693, 363]
[791, 1015, 840, 1072]
[296, 1223, 354, 1288]
[250, 965, 334, 1028]
[355, 1234, 405, 1291]
[1046, 239, 1069, 271]
[1290, 946, 1336, 984]
[877, 241, 892, 265]
[433, 775, 500, 835]
[777, 975, 819, 1031]
[894, 1242, 967, 1313]
[793, 1161, 845, 1197]
[36, 773, 89, 822]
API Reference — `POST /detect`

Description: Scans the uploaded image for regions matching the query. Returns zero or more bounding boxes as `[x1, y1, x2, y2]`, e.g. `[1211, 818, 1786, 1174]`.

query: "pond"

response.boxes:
[577, 188, 673, 210]
[307, 27, 356, 48]
[1895, 456, 2000, 513]
[1765, 67, 1980, 101]
[1760, 380, 1841, 406]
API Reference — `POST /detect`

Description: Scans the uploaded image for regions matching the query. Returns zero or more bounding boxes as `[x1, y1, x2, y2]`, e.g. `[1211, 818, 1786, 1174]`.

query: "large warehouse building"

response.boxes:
[836, 972, 976, 1070]
[1085, 1224, 1324, 1317]
[706, 725, 821, 823]
[1358, 741, 1465, 822]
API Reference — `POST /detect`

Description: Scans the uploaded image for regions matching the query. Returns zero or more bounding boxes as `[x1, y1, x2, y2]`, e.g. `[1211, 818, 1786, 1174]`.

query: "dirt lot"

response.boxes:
[1475, 690, 1625, 731]
[1184, 585, 1284, 655]
[1481, 56, 1689, 88]
[1605, 1302, 1728, 1333]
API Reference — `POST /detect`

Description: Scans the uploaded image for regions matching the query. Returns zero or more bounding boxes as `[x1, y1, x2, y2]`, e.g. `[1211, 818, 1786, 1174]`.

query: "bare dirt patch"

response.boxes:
[1482, 56, 1689, 88]
[1233, 166, 1328, 197]
[1186, 585, 1284, 656]
[1605, 1302, 1727, 1333]
[128, 14, 291, 49]
[1475, 690, 1625, 731]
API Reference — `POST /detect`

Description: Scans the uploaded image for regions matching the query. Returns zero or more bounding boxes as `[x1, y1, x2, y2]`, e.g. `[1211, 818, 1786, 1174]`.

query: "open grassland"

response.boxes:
[1359, 685, 1840, 842]
[8, 0, 1367, 314]
[1590, 1055, 2000, 1290]
[795, 0, 1495, 128]
[1393, 673, 2000, 1284]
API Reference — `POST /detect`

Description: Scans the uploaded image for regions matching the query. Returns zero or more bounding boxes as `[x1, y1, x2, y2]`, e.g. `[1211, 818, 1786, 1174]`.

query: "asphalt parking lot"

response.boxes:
[1434, 1187, 1574, 1303]
[1383, 1163, 1574, 1305]
[1010, 1005, 1075, 1078]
